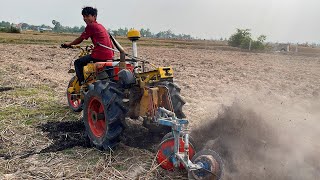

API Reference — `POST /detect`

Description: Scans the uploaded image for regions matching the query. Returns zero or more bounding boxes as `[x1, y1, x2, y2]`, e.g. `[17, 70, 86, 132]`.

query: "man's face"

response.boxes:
[83, 15, 96, 24]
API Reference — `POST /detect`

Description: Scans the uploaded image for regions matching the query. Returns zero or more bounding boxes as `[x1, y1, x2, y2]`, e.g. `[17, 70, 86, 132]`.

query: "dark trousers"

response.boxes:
[74, 55, 100, 85]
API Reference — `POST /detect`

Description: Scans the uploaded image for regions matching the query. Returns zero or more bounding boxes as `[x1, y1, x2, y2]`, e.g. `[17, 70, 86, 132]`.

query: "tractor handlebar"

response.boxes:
[60, 44, 93, 51]
[60, 44, 93, 56]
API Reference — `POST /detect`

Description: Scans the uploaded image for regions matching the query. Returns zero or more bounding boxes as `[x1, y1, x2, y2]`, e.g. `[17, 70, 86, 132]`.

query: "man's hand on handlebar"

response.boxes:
[61, 43, 72, 48]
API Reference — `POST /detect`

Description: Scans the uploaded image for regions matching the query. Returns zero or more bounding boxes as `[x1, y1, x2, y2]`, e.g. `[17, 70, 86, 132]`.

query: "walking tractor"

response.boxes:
[64, 29, 223, 179]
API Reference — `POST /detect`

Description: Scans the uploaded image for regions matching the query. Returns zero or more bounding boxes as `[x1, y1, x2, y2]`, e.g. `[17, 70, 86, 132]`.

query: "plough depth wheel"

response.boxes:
[189, 149, 223, 180]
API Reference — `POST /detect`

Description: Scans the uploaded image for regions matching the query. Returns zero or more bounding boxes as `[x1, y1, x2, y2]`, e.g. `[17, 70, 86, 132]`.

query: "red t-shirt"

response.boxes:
[80, 21, 114, 60]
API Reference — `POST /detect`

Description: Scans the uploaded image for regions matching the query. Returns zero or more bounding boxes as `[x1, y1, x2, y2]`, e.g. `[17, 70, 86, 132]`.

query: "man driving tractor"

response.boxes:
[62, 6, 113, 86]
[62, 7, 223, 180]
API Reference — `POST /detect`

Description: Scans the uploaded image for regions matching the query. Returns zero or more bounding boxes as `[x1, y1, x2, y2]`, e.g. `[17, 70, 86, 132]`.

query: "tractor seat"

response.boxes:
[95, 61, 134, 81]
[95, 61, 134, 72]
[95, 61, 115, 73]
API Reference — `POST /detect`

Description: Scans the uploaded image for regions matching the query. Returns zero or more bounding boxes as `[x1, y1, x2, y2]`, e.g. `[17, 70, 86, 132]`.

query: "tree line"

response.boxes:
[51, 20, 193, 39]
[0, 20, 194, 39]
[110, 28, 192, 39]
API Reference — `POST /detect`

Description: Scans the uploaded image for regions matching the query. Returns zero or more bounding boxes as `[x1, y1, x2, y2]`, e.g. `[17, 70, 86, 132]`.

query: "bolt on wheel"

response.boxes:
[189, 149, 223, 180]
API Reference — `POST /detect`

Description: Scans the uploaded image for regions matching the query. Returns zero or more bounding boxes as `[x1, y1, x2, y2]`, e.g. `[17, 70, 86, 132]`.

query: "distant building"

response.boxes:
[273, 43, 290, 52]
[38, 27, 53, 32]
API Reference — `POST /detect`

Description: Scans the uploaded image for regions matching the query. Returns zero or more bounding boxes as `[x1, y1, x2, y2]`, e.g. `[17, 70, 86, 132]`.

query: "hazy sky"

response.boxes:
[0, 0, 319, 43]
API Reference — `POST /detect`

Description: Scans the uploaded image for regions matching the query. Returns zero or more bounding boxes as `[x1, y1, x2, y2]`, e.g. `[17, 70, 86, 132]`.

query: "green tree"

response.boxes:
[251, 35, 267, 50]
[52, 20, 62, 32]
[228, 28, 267, 50]
[0, 21, 10, 28]
[72, 26, 80, 33]
[21, 23, 29, 30]
[9, 26, 20, 33]
[79, 26, 85, 32]
[240, 36, 252, 49]
[228, 28, 252, 47]
[140, 28, 152, 37]
[257, 35, 266, 42]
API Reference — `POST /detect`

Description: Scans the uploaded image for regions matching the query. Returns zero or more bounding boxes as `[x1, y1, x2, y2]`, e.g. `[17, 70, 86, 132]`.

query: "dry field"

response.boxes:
[0, 33, 320, 179]
[0, 32, 230, 50]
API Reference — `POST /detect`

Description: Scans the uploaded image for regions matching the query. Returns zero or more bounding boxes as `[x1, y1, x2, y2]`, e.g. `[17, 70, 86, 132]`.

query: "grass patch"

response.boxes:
[88, 156, 101, 165]
[114, 164, 126, 171]
[0, 85, 78, 126]
[61, 149, 75, 155]
[10, 88, 39, 97]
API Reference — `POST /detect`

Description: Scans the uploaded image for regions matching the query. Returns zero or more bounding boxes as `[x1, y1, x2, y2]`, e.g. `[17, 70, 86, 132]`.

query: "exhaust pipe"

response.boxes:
[109, 34, 126, 70]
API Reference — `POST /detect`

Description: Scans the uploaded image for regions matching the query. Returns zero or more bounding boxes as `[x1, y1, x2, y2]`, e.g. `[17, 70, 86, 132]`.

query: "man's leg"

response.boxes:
[74, 55, 94, 85]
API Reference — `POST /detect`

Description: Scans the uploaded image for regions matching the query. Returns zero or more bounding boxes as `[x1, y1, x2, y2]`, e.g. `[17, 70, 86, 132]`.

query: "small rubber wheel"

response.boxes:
[156, 137, 196, 171]
[189, 149, 223, 180]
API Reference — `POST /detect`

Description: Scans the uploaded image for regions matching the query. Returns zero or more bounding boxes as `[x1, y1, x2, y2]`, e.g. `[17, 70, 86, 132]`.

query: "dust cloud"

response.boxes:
[191, 97, 320, 180]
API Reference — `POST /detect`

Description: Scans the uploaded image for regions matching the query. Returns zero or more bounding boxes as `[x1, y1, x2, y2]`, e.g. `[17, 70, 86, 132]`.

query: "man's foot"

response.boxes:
[80, 83, 88, 92]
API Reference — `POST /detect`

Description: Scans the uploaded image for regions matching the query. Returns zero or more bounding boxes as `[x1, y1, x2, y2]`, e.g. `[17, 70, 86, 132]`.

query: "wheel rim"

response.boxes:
[156, 138, 196, 170]
[87, 96, 106, 138]
[191, 150, 223, 180]
[192, 156, 220, 180]
[67, 92, 81, 109]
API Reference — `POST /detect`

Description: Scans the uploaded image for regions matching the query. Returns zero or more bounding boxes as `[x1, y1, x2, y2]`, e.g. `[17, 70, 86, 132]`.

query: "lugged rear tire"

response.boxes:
[159, 81, 186, 118]
[143, 81, 186, 133]
[83, 81, 127, 150]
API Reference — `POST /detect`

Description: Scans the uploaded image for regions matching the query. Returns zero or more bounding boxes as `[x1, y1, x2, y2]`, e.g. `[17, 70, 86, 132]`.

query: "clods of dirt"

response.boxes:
[38, 119, 167, 153]
[0, 87, 13, 92]
[38, 120, 91, 153]
[121, 119, 167, 152]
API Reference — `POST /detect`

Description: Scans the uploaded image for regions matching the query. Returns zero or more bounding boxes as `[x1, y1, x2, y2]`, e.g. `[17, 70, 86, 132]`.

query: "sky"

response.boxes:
[0, 0, 319, 43]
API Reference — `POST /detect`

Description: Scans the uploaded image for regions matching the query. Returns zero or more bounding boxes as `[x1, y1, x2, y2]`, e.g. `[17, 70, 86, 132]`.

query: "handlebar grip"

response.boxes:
[61, 44, 72, 48]
[61, 44, 82, 49]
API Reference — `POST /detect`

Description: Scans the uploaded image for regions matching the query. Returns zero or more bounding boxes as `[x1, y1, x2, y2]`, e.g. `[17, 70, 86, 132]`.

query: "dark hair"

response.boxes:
[82, 7, 98, 16]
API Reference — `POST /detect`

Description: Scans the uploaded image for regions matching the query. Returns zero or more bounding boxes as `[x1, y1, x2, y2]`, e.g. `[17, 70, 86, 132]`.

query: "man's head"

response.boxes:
[82, 7, 97, 24]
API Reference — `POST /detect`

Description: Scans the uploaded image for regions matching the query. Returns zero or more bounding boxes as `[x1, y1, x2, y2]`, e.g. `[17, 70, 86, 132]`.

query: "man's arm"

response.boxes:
[65, 37, 84, 46]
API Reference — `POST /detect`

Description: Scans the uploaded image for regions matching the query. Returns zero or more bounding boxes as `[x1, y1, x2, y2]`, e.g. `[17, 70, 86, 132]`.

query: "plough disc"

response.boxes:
[156, 137, 196, 170]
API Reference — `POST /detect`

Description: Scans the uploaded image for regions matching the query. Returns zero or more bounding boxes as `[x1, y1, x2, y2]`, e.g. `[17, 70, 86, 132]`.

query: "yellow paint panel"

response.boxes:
[159, 67, 173, 78]
[83, 63, 95, 79]
[139, 88, 150, 116]
[67, 87, 74, 94]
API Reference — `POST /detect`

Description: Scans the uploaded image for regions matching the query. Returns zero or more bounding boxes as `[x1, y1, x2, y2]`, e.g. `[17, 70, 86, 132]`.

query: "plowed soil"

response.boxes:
[0, 43, 320, 179]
